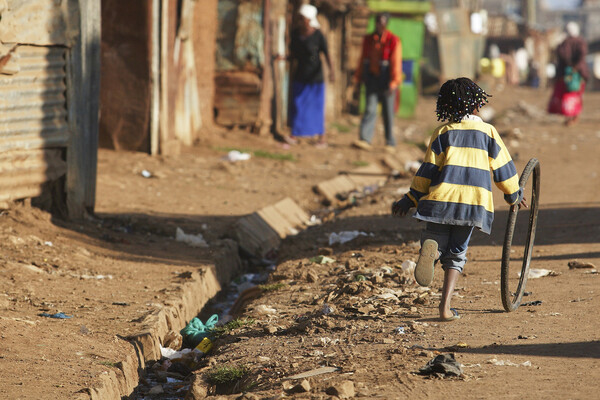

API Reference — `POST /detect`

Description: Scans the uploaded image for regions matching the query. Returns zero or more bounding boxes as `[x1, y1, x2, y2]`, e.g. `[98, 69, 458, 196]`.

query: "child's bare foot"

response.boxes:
[439, 307, 460, 321]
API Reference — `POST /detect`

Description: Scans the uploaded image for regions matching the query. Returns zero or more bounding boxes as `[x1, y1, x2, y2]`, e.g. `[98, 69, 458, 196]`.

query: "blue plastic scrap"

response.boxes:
[39, 312, 72, 319]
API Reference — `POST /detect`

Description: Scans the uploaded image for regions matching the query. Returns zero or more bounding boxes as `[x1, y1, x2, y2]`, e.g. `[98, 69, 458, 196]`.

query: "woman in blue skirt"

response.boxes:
[288, 4, 334, 148]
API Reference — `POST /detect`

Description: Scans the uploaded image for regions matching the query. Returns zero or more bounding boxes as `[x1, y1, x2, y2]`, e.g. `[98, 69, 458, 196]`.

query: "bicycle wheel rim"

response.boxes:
[501, 158, 540, 312]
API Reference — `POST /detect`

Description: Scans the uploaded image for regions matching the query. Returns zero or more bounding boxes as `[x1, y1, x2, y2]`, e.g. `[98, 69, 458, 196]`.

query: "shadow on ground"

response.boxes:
[458, 340, 600, 359]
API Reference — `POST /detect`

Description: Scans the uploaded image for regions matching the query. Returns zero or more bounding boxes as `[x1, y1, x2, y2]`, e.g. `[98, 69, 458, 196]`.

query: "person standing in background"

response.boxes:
[353, 12, 402, 153]
[548, 22, 589, 126]
[287, 4, 334, 148]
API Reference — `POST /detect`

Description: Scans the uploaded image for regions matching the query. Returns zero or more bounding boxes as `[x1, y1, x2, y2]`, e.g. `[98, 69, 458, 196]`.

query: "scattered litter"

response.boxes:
[39, 312, 72, 319]
[487, 358, 532, 367]
[180, 314, 218, 348]
[307, 215, 322, 226]
[518, 335, 537, 339]
[522, 300, 543, 306]
[376, 292, 399, 301]
[141, 169, 153, 178]
[322, 303, 335, 315]
[112, 301, 130, 306]
[568, 260, 596, 269]
[446, 342, 469, 351]
[160, 346, 192, 360]
[394, 326, 406, 334]
[76, 274, 113, 280]
[401, 260, 416, 274]
[309, 255, 335, 264]
[224, 150, 251, 162]
[419, 353, 463, 377]
[520, 268, 558, 279]
[175, 227, 208, 248]
[44, 241, 53, 247]
[255, 305, 277, 315]
[285, 366, 340, 380]
[585, 270, 598, 274]
[328, 231, 371, 245]
[319, 337, 340, 346]
[379, 266, 394, 274]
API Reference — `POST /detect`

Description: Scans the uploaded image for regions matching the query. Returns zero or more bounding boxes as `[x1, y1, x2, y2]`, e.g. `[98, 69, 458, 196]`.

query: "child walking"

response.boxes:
[392, 77, 527, 321]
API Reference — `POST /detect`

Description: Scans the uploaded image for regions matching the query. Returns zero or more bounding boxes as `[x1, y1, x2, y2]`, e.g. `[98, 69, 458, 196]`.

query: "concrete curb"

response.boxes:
[86, 239, 243, 399]
[84, 156, 403, 399]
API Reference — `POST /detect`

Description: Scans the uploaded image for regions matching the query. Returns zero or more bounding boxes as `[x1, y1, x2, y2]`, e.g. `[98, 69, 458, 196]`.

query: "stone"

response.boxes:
[148, 385, 163, 394]
[237, 393, 260, 400]
[0, 294, 10, 310]
[306, 270, 319, 283]
[264, 325, 278, 334]
[381, 338, 395, 344]
[326, 380, 355, 399]
[286, 379, 311, 393]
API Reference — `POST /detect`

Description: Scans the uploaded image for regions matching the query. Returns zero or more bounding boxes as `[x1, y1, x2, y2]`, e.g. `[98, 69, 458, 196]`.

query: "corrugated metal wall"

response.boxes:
[0, 45, 68, 203]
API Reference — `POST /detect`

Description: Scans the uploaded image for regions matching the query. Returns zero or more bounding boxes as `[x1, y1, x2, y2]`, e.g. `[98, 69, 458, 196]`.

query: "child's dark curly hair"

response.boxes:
[436, 77, 491, 122]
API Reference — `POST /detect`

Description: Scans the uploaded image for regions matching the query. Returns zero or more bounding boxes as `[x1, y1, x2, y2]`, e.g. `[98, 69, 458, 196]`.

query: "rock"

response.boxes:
[148, 385, 163, 394]
[326, 380, 355, 399]
[286, 379, 311, 393]
[186, 374, 209, 399]
[345, 259, 360, 270]
[0, 294, 10, 310]
[568, 260, 596, 269]
[381, 338, 395, 344]
[371, 275, 383, 284]
[306, 270, 319, 283]
[237, 393, 260, 400]
[163, 330, 183, 349]
[264, 325, 278, 334]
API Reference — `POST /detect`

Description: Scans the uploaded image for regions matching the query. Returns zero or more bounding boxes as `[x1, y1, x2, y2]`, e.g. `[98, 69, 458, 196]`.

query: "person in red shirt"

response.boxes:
[353, 13, 402, 153]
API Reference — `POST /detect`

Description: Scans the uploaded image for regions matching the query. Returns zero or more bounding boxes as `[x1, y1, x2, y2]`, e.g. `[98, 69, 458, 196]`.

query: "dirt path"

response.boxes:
[185, 87, 600, 399]
[0, 86, 598, 399]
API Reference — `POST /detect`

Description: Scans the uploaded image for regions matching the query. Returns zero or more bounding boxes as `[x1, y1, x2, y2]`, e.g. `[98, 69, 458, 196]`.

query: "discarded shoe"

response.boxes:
[415, 239, 437, 286]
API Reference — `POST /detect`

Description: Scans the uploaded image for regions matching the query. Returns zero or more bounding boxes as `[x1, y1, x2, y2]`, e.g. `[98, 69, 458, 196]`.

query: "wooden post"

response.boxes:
[66, 0, 101, 218]
[150, 0, 161, 155]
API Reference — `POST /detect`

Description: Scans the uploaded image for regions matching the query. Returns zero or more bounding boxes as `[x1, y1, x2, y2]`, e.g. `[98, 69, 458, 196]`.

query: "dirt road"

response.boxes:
[0, 86, 598, 399]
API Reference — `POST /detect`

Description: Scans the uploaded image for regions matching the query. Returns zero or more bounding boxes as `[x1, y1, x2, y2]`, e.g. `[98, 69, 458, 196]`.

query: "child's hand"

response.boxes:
[392, 197, 412, 217]
[519, 196, 528, 209]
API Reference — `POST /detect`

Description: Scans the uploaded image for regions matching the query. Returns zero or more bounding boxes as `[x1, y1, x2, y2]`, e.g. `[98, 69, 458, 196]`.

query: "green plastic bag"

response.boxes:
[564, 66, 582, 92]
[180, 314, 218, 348]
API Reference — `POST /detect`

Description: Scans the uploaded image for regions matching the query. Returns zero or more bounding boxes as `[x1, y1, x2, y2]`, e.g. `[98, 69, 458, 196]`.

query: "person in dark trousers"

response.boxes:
[353, 12, 402, 153]
[287, 4, 334, 148]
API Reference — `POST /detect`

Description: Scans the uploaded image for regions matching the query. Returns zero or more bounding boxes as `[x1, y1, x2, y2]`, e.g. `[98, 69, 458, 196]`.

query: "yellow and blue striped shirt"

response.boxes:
[406, 116, 521, 234]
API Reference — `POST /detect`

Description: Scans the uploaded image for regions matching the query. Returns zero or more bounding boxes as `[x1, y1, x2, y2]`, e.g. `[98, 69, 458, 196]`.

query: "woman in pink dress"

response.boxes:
[548, 22, 589, 126]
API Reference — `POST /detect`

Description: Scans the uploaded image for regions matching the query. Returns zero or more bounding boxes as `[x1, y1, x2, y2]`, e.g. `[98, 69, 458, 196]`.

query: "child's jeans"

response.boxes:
[420, 222, 474, 273]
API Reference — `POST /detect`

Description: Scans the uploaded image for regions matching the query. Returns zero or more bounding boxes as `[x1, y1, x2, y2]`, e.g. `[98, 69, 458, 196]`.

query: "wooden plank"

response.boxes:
[66, 0, 100, 217]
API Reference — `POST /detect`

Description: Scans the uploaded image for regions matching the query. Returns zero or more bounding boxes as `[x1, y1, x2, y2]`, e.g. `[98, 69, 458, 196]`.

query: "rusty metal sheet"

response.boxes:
[0, 148, 66, 202]
[0, 46, 69, 151]
[0, 45, 69, 203]
[0, 0, 76, 46]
